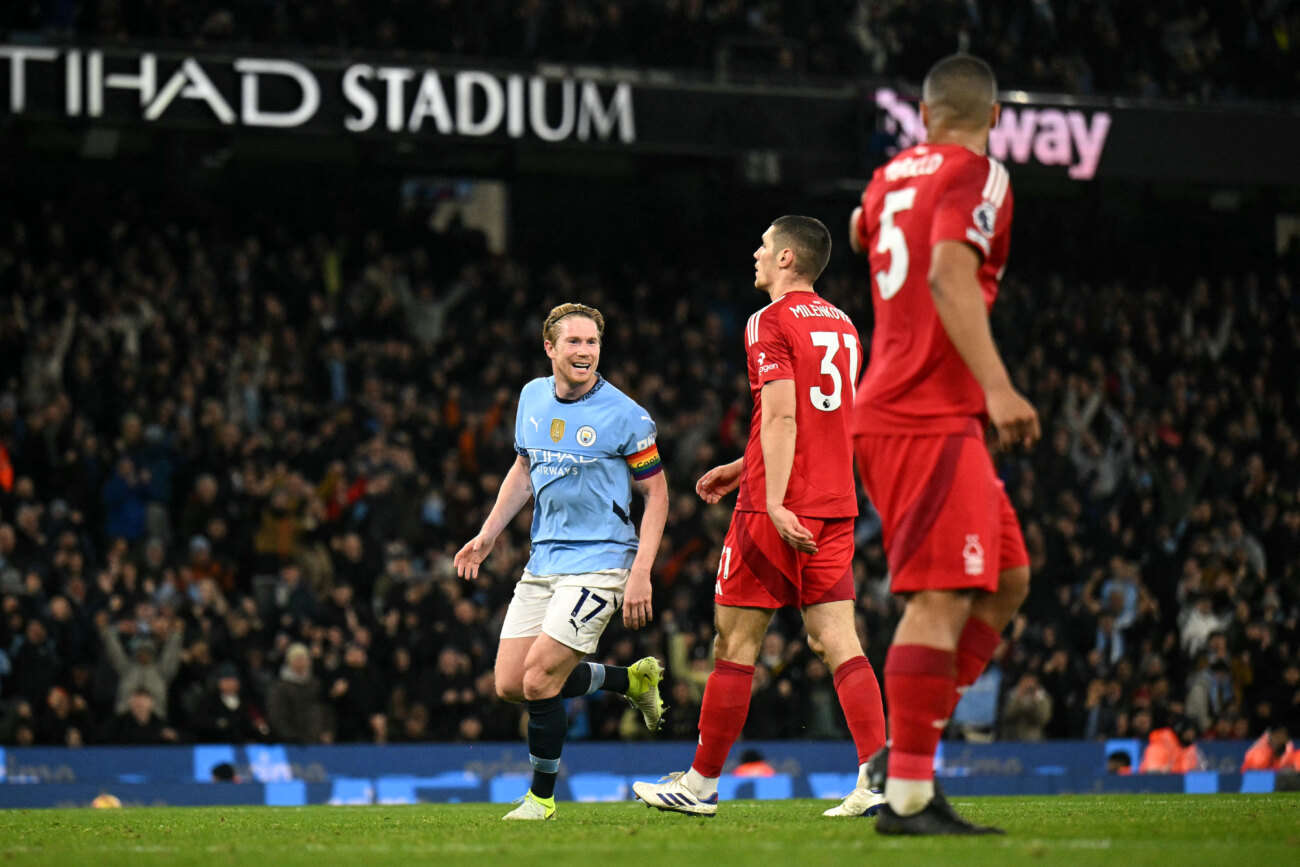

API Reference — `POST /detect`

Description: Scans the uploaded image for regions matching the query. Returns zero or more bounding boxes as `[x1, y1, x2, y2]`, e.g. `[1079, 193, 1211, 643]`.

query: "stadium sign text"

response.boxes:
[876, 88, 1111, 180]
[0, 45, 636, 144]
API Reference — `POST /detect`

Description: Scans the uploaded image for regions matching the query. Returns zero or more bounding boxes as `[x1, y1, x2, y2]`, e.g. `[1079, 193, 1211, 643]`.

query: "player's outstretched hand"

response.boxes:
[696, 459, 744, 504]
[767, 505, 818, 554]
[453, 534, 495, 580]
[623, 568, 653, 629]
[987, 385, 1041, 450]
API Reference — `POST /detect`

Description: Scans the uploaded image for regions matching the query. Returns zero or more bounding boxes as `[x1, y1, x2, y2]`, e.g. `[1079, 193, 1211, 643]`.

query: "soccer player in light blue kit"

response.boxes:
[455, 302, 670, 820]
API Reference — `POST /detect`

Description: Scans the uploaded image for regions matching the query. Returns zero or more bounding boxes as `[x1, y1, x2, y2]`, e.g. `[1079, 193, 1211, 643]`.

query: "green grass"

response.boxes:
[1, 795, 1297, 866]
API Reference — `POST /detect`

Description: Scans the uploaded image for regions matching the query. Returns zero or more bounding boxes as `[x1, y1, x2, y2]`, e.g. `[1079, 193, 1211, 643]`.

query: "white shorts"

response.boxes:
[499, 569, 628, 654]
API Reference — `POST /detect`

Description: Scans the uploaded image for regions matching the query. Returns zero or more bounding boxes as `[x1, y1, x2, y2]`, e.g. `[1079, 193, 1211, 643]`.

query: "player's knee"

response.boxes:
[496, 680, 525, 703]
[712, 632, 759, 666]
[521, 666, 562, 702]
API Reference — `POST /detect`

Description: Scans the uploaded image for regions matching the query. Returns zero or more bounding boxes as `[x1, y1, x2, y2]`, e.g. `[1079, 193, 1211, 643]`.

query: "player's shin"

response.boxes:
[833, 656, 887, 764]
[560, 662, 630, 698]
[882, 645, 957, 816]
[526, 696, 567, 799]
[691, 658, 755, 778]
[951, 616, 1001, 711]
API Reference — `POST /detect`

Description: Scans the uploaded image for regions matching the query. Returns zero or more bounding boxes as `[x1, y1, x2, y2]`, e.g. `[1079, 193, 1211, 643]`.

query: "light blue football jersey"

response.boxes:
[514, 375, 662, 575]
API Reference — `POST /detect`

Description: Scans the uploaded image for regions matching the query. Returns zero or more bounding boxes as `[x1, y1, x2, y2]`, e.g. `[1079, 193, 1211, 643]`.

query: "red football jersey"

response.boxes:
[854, 143, 1014, 434]
[735, 291, 861, 518]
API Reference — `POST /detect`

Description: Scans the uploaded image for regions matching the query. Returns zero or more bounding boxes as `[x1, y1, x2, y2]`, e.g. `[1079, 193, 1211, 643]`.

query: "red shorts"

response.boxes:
[854, 423, 1028, 594]
[714, 511, 855, 609]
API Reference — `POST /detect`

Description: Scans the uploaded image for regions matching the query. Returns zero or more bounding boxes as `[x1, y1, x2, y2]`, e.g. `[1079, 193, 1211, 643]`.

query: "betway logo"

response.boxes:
[875, 88, 1111, 180]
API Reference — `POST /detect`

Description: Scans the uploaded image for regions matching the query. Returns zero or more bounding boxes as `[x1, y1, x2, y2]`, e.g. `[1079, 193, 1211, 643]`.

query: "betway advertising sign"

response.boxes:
[874, 87, 1300, 186]
[0, 45, 635, 144]
[875, 88, 1111, 180]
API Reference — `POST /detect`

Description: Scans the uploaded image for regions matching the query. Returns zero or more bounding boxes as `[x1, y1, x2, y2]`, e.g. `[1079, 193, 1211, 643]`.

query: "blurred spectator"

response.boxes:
[211, 761, 240, 782]
[1106, 750, 1133, 775]
[1139, 718, 1207, 773]
[1000, 673, 1054, 742]
[95, 688, 179, 745]
[191, 664, 272, 744]
[267, 643, 331, 744]
[1241, 727, 1300, 772]
[6, 619, 59, 706]
[733, 748, 777, 777]
[95, 612, 184, 719]
[327, 643, 387, 744]
[35, 685, 88, 747]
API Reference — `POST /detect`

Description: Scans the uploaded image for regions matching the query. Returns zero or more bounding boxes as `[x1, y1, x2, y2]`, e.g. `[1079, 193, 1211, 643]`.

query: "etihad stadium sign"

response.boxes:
[0, 45, 635, 143]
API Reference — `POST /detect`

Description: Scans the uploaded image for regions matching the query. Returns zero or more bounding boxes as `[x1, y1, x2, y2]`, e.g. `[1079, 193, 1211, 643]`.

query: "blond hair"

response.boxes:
[542, 303, 605, 344]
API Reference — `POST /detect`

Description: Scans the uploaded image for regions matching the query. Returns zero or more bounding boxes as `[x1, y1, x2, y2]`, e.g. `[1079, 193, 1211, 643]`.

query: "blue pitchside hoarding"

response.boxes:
[0, 740, 1277, 808]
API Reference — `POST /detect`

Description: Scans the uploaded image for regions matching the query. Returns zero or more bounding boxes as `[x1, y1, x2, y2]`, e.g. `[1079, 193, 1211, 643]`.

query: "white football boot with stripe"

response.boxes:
[632, 771, 718, 817]
[822, 785, 886, 817]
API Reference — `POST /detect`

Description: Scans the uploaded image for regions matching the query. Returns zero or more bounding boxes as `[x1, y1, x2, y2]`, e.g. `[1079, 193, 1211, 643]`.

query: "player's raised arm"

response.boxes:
[760, 378, 817, 554]
[454, 454, 533, 580]
[928, 240, 1040, 449]
[624, 469, 668, 629]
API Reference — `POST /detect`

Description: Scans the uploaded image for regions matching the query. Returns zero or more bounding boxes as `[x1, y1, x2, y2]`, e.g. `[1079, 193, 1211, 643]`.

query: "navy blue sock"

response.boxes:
[560, 663, 630, 698]
[526, 696, 566, 799]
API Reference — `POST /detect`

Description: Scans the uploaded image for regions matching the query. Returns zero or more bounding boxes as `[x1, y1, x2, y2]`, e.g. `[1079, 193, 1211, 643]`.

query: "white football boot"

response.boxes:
[822, 785, 886, 817]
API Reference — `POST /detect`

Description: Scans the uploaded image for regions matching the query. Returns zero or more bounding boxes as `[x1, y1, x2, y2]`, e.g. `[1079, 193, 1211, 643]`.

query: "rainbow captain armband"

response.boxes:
[626, 443, 663, 480]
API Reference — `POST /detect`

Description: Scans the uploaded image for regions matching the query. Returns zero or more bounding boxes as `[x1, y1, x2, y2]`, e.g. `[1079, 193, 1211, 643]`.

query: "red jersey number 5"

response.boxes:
[875, 189, 917, 300]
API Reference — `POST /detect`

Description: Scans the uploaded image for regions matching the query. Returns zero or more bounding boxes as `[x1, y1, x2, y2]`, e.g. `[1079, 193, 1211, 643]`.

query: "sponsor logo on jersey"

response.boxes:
[529, 416, 540, 432]
[576, 425, 597, 447]
[550, 419, 565, 442]
[963, 534, 985, 576]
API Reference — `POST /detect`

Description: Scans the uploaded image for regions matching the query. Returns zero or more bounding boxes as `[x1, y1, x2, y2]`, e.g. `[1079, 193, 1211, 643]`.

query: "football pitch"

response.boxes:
[1, 794, 1296, 866]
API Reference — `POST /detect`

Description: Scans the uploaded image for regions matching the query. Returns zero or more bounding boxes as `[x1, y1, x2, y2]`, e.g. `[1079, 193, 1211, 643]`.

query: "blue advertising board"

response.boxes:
[0, 740, 1272, 808]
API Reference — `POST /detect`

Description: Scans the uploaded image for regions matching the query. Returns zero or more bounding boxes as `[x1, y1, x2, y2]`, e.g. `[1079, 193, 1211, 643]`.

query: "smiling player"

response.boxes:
[455, 302, 670, 820]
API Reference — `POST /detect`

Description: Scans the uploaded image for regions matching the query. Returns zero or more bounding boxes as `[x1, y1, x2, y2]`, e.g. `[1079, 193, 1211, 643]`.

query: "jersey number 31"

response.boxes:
[875, 188, 917, 300]
[810, 331, 858, 412]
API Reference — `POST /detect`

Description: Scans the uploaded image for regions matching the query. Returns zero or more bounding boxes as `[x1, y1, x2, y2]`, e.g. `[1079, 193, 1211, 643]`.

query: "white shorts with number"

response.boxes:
[499, 569, 628, 654]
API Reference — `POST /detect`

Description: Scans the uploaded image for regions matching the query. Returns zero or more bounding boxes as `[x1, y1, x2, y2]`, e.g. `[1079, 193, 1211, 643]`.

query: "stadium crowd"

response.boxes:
[0, 182, 1297, 755]
[2, 1, 1297, 101]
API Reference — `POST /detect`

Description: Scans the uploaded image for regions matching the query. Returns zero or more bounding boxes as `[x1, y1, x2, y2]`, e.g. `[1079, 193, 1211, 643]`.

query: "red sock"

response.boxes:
[884, 644, 956, 781]
[953, 617, 1002, 708]
[833, 656, 886, 765]
[692, 658, 755, 777]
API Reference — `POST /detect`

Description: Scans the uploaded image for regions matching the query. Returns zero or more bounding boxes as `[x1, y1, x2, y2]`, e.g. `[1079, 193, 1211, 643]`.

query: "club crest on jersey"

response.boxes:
[576, 425, 597, 447]
[550, 419, 565, 442]
[973, 201, 997, 237]
[963, 534, 985, 576]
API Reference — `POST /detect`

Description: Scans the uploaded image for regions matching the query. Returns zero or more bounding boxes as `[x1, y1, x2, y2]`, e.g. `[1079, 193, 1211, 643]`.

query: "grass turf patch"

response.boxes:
[1, 794, 1296, 866]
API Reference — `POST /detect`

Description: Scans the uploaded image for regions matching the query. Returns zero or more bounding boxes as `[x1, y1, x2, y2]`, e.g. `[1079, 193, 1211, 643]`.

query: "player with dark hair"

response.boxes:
[850, 54, 1039, 835]
[632, 216, 887, 817]
[455, 302, 670, 820]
